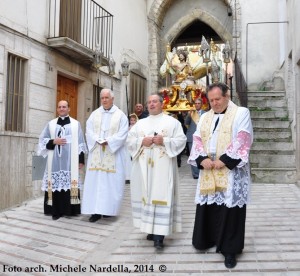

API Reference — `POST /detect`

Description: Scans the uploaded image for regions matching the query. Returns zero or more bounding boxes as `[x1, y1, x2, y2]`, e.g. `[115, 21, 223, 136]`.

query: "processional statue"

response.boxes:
[159, 36, 221, 112]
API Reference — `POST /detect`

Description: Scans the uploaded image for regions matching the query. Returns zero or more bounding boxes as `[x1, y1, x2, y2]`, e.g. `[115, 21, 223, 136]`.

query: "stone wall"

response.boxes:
[0, 134, 41, 210]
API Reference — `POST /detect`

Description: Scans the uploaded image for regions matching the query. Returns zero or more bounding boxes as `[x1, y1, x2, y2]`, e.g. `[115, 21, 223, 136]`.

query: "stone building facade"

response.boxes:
[0, 0, 300, 211]
[0, 0, 149, 211]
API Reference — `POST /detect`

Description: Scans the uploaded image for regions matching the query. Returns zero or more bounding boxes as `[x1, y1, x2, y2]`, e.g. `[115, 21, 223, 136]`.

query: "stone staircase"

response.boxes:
[248, 91, 297, 183]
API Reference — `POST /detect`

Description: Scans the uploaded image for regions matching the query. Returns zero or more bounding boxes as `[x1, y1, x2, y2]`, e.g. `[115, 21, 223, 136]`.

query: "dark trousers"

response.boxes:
[188, 142, 200, 178]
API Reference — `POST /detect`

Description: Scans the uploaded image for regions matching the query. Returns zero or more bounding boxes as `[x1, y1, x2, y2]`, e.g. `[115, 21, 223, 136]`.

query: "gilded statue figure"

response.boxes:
[159, 41, 218, 112]
[160, 44, 209, 84]
[170, 50, 193, 84]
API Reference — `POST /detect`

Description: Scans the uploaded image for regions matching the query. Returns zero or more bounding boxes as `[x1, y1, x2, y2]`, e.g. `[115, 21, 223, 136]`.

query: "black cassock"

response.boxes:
[193, 153, 246, 255]
[192, 203, 246, 254]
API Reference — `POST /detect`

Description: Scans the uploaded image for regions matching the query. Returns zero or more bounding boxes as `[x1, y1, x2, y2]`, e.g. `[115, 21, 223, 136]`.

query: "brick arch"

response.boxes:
[148, 0, 173, 27]
[147, 0, 241, 93]
[165, 10, 231, 45]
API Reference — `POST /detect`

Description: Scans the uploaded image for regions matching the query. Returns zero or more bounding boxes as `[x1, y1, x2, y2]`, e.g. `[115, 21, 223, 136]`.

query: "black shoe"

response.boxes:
[224, 254, 237, 269]
[89, 214, 102, 222]
[52, 215, 60, 220]
[193, 176, 198, 179]
[154, 240, 164, 249]
[147, 234, 154, 241]
[125, 180, 130, 184]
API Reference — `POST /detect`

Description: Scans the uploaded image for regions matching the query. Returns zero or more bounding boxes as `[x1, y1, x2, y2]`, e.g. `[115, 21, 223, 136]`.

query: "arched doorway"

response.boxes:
[147, 0, 241, 93]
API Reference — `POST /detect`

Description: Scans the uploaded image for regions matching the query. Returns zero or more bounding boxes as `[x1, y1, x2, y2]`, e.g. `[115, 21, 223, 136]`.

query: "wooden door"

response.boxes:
[57, 75, 78, 119]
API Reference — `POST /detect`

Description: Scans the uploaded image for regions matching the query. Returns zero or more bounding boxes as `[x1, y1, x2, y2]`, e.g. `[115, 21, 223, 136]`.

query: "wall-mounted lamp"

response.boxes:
[121, 58, 129, 77]
[222, 41, 231, 64]
[222, 41, 231, 85]
[93, 46, 102, 70]
[200, 36, 211, 86]
[227, 6, 232, 16]
[108, 55, 116, 90]
[93, 45, 103, 96]
[200, 36, 211, 63]
[121, 58, 130, 115]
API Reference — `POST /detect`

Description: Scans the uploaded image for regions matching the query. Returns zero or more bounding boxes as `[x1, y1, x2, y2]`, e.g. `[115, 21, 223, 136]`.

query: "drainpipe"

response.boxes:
[229, 75, 233, 100]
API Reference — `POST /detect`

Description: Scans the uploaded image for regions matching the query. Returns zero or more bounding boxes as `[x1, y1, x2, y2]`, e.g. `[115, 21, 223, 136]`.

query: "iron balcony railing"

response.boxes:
[48, 0, 113, 59]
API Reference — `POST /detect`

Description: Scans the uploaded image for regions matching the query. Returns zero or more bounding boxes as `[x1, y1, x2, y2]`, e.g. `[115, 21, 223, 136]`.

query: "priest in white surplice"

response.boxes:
[81, 88, 128, 223]
[127, 94, 187, 249]
[188, 82, 253, 269]
[37, 100, 87, 220]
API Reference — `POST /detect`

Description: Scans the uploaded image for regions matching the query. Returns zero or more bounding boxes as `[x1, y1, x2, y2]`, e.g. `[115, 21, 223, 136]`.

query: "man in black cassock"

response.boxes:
[188, 82, 253, 269]
[37, 100, 87, 220]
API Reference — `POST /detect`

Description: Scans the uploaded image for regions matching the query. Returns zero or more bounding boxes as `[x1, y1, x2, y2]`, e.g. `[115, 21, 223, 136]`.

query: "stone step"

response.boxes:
[247, 91, 286, 97]
[250, 110, 288, 119]
[248, 89, 296, 184]
[254, 130, 292, 141]
[251, 168, 297, 183]
[254, 128, 292, 142]
[250, 153, 295, 168]
[251, 149, 294, 156]
[252, 142, 294, 151]
[248, 99, 287, 109]
[252, 120, 290, 129]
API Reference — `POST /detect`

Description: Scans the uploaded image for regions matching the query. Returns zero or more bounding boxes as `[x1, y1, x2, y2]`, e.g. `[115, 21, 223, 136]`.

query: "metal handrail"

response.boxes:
[48, 0, 113, 59]
[234, 57, 248, 107]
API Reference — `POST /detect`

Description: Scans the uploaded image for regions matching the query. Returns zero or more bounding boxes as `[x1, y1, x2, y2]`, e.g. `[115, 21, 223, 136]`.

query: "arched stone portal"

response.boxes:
[147, 0, 241, 94]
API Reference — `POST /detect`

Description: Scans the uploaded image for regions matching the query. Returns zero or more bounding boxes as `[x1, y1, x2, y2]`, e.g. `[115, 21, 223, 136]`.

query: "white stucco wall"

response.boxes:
[0, 0, 48, 43]
[241, 0, 287, 90]
[0, 40, 4, 131]
[147, 0, 154, 13]
[0, 0, 149, 73]
[96, 0, 148, 70]
[94, 0, 149, 110]
[0, 0, 149, 126]
[287, 0, 300, 64]
[286, 0, 300, 182]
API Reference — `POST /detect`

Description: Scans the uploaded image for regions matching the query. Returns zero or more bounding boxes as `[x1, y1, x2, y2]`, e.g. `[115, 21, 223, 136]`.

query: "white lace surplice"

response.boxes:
[37, 121, 87, 192]
[188, 105, 253, 208]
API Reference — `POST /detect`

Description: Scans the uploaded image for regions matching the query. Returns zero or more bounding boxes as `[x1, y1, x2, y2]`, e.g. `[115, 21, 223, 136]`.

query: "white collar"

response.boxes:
[59, 115, 69, 120]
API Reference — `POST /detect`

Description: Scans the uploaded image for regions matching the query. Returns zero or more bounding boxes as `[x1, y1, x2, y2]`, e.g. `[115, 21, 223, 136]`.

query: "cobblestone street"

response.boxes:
[1, 157, 300, 275]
